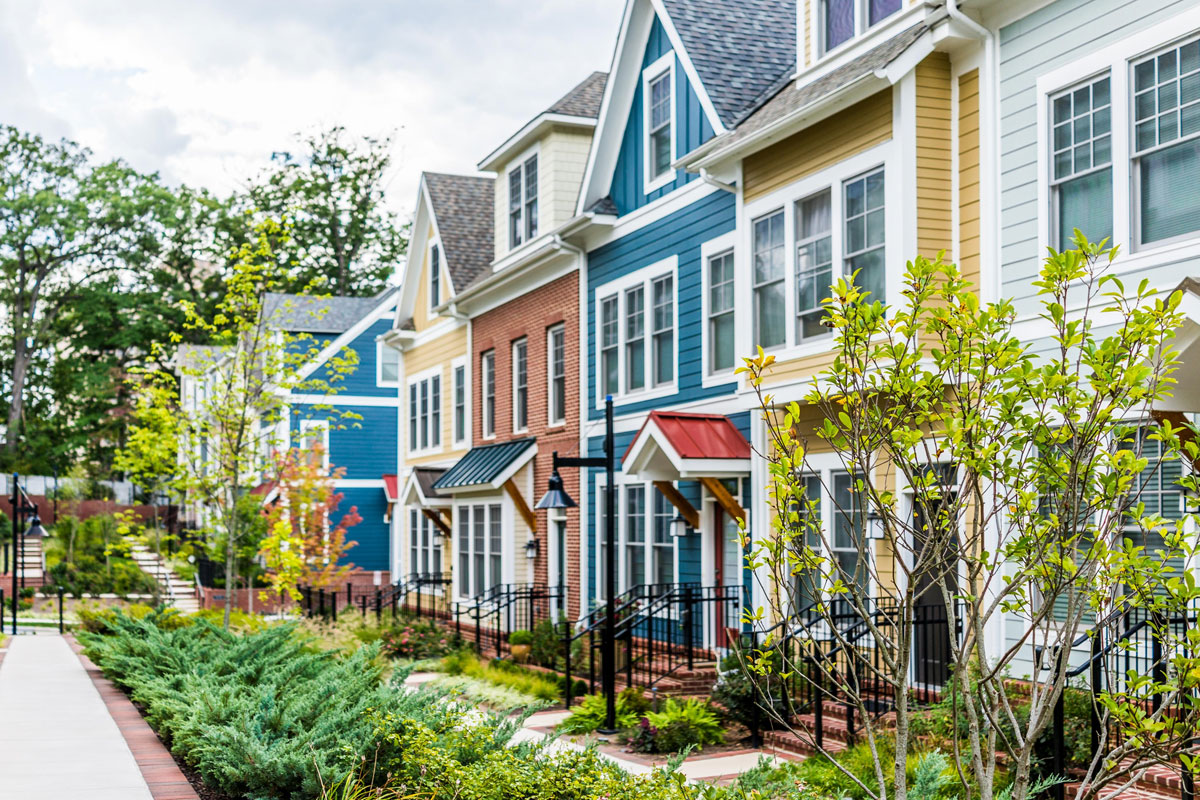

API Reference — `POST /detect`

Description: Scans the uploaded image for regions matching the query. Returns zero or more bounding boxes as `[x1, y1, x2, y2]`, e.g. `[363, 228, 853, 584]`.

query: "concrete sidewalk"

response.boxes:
[0, 635, 154, 800]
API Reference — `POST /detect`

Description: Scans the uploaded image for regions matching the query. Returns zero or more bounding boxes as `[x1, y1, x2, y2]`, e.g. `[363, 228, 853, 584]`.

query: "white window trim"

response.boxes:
[507, 142, 541, 251]
[1034, 13, 1200, 288]
[642, 52, 677, 196]
[406, 506, 444, 586]
[700, 231, 739, 387]
[593, 476, 679, 601]
[298, 419, 330, 470]
[453, 500, 511, 601]
[739, 140, 898, 362]
[428, 238, 443, 313]
[481, 350, 497, 440]
[406, 365, 443, 456]
[451, 355, 469, 448]
[793, 450, 878, 601]
[814, 0, 910, 61]
[511, 337, 529, 434]
[593, 255, 679, 410]
[376, 341, 400, 387]
[546, 323, 567, 428]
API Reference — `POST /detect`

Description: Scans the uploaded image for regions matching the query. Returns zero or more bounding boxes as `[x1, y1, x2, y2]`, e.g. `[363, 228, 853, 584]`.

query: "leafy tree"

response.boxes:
[134, 218, 359, 629]
[741, 240, 1200, 800]
[0, 125, 171, 461]
[248, 126, 407, 296]
[259, 442, 360, 608]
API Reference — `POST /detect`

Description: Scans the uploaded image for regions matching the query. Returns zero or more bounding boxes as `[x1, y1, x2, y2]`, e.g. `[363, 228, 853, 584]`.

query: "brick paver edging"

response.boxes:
[65, 634, 200, 800]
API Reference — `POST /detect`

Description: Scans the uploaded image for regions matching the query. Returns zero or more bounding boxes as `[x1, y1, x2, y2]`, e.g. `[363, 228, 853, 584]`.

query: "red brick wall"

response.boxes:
[472, 269, 582, 618]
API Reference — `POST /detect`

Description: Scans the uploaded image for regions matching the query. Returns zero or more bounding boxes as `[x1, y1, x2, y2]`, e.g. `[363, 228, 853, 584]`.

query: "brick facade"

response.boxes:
[471, 268, 582, 618]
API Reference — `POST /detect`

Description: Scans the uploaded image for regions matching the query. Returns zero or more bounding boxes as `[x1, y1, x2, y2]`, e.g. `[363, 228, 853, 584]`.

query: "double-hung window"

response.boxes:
[1051, 76, 1113, 248]
[624, 485, 646, 589]
[408, 372, 441, 453]
[547, 324, 566, 425]
[821, 0, 902, 54]
[753, 210, 786, 350]
[707, 249, 735, 372]
[844, 168, 886, 302]
[599, 481, 678, 597]
[378, 343, 400, 385]
[595, 261, 677, 402]
[429, 244, 441, 309]
[647, 67, 673, 184]
[481, 350, 495, 438]
[651, 491, 675, 585]
[1133, 38, 1200, 246]
[796, 191, 833, 342]
[453, 362, 467, 445]
[458, 503, 503, 598]
[408, 508, 443, 576]
[508, 154, 538, 248]
[831, 471, 871, 595]
[512, 338, 528, 432]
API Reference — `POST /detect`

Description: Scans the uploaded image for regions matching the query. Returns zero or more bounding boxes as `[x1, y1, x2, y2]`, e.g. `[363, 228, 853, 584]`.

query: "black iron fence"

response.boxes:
[451, 583, 565, 659]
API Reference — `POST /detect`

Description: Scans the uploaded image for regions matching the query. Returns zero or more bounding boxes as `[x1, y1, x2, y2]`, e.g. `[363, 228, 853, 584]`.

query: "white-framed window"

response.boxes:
[408, 507, 443, 576]
[429, 242, 442, 310]
[508, 153, 538, 248]
[452, 359, 468, 446]
[377, 342, 400, 386]
[547, 324, 566, 426]
[512, 337, 528, 433]
[407, 369, 442, 454]
[456, 503, 504, 598]
[298, 419, 330, 469]
[707, 248, 736, 373]
[594, 256, 678, 406]
[595, 479, 679, 599]
[1036, 21, 1200, 270]
[642, 52, 676, 194]
[481, 350, 496, 438]
[744, 143, 894, 355]
[819, 0, 902, 55]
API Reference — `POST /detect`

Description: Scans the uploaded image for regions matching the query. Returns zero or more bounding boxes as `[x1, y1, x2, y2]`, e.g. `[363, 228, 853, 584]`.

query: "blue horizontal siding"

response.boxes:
[306, 317, 396, 397]
[337, 486, 390, 571]
[291, 403, 397, 480]
[610, 14, 714, 216]
[586, 190, 737, 421]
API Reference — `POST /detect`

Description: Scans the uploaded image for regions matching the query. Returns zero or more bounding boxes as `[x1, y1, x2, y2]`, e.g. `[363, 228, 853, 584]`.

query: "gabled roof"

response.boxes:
[547, 71, 609, 118]
[433, 438, 537, 493]
[264, 288, 398, 334]
[660, 0, 796, 127]
[423, 172, 495, 293]
[623, 411, 751, 480]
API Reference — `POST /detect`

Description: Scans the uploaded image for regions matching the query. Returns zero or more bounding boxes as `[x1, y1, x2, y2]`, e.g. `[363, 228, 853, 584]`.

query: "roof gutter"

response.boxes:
[699, 168, 736, 194]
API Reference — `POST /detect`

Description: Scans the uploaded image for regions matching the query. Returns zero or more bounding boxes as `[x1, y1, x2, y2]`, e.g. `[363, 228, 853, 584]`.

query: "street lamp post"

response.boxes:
[536, 395, 618, 733]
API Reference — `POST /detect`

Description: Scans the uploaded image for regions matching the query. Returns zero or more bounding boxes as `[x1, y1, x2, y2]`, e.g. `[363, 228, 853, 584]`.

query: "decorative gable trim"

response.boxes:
[295, 291, 399, 382]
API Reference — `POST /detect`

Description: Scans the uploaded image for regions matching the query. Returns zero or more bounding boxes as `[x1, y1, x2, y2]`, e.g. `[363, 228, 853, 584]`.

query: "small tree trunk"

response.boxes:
[224, 530, 236, 631]
[5, 339, 29, 453]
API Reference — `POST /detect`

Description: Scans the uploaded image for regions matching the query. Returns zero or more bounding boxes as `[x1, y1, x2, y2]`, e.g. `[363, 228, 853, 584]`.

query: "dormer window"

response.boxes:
[508, 154, 538, 248]
[643, 53, 676, 193]
[429, 243, 441, 309]
[820, 0, 902, 54]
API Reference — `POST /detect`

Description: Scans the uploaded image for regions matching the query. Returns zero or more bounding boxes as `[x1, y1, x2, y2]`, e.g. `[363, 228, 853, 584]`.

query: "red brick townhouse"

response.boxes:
[431, 72, 607, 621]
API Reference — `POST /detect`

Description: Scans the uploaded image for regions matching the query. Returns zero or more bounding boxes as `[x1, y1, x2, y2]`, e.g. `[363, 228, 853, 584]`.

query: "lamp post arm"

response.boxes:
[552, 454, 606, 470]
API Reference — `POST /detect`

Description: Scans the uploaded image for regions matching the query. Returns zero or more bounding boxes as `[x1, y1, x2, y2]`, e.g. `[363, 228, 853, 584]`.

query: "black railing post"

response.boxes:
[564, 620, 574, 710]
[318, 588, 326, 618]
[347, 581, 353, 609]
[375, 588, 382, 624]
[57, 586, 64, 633]
[813, 654, 825, 751]
[1089, 631, 1102, 759]
[416, 579, 423, 619]
[360, 595, 366, 618]
[331, 590, 338, 623]
[1151, 611, 1167, 714]
[683, 585, 695, 671]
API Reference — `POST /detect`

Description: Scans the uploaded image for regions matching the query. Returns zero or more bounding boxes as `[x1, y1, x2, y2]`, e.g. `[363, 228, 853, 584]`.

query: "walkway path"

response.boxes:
[0, 635, 154, 800]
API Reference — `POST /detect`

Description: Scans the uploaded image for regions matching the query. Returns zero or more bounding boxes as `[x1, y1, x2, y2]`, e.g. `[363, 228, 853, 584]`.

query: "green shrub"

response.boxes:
[508, 629, 532, 646]
[378, 617, 461, 659]
[557, 690, 646, 734]
[437, 651, 561, 702]
[529, 618, 562, 667]
[622, 698, 724, 754]
[428, 674, 551, 712]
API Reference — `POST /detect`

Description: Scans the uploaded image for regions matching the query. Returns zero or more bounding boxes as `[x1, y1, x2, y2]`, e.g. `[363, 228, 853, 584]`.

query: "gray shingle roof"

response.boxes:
[712, 22, 928, 153]
[662, 0, 796, 127]
[414, 467, 446, 500]
[546, 71, 608, 118]
[424, 172, 495, 293]
[263, 287, 398, 334]
[586, 195, 618, 215]
[432, 438, 536, 491]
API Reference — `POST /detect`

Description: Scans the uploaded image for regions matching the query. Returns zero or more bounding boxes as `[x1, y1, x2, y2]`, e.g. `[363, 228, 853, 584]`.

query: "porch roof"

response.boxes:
[432, 438, 537, 493]
[402, 467, 449, 506]
[623, 411, 751, 481]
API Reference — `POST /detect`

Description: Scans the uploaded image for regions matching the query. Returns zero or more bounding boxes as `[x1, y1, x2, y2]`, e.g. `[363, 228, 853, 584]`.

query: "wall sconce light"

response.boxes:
[670, 512, 691, 538]
[524, 537, 540, 559]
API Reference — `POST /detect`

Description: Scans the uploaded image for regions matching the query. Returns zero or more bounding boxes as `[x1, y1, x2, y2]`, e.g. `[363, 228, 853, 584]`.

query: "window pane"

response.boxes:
[524, 156, 538, 240]
[409, 384, 418, 449]
[430, 375, 441, 446]
[708, 251, 735, 372]
[844, 170, 886, 300]
[458, 510, 470, 592]
[652, 276, 674, 385]
[796, 191, 832, 342]
[824, 0, 854, 51]
[832, 472, 869, 594]
[419, 380, 429, 449]
[755, 281, 786, 349]
[753, 210, 786, 349]
[868, 0, 900, 25]
[711, 312, 734, 372]
[652, 491, 674, 585]
[550, 326, 565, 423]
[1132, 38, 1200, 155]
[473, 506, 485, 597]
[508, 169, 523, 247]
[514, 340, 527, 430]
[1058, 169, 1113, 248]
[489, 504, 502, 590]
[652, 128, 672, 179]
[649, 71, 672, 179]
[626, 486, 646, 588]
[626, 286, 645, 391]
[454, 365, 465, 441]
[1140, 138, 1200, 244]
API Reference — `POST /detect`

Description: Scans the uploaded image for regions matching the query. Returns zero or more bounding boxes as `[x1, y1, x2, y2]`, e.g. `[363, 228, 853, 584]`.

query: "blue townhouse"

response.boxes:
[569, 0, 795, 651]
[267, 289, 401, 576]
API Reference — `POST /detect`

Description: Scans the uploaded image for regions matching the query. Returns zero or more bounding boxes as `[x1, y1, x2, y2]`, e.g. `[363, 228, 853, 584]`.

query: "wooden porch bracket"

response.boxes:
[698, 476, 746, 524]
[504, 478, 538, 533]
[420, 507, 452, 537]
[1150, 409, 1200, 473]
[652, 480, 700, 529]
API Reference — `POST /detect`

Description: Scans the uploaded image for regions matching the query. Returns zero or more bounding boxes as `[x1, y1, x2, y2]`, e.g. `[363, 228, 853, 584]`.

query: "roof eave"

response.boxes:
[477, 113, 597, 172]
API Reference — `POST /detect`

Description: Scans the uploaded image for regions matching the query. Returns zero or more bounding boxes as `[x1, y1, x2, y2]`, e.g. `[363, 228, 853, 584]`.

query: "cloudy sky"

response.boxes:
[0, 1, 618, 218]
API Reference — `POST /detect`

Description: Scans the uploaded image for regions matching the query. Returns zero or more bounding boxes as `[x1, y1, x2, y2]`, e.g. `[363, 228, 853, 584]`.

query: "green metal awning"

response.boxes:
[432, 438, 537, 493]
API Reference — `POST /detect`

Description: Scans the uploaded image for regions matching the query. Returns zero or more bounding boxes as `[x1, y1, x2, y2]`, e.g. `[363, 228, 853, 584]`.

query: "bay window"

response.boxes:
[1051, 75, 1113, 248]
[596, 481, 679, 597]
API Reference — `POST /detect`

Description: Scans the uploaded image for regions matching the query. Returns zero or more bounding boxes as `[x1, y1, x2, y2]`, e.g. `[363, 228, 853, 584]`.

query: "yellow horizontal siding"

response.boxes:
[958, 68, 981, 291]
[760, 348, 840, 390]
[404, 324, 468, 466]
[915, 53, 953, 261]
[743, 89, 893, 203]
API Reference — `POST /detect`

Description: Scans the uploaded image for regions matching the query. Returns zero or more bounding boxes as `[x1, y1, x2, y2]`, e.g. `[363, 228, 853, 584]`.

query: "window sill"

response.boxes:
[546, 421, 566, 430]
[702, 368, 739, 389]
[644, 170, 675, 196]
[595, 382, 679, 412]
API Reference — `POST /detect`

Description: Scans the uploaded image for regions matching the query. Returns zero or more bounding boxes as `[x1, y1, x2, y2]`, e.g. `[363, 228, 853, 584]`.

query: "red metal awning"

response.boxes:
[623, 411, 751, 480]
[382, 474, 399, 502]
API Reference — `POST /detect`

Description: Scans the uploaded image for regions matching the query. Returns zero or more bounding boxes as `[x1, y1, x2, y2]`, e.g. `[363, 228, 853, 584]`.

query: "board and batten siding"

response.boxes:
[585, 189, 736, 421]
[916, 53, 953, 260]
[609, 14, 714, 216]
[998, 0, 1193, 317]
[959, 68, 981, 289]
[742, 89, 893, 203]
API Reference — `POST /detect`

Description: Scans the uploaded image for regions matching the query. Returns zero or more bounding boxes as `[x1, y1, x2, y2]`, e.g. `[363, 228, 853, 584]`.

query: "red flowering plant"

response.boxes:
[379, 616, 461, 659]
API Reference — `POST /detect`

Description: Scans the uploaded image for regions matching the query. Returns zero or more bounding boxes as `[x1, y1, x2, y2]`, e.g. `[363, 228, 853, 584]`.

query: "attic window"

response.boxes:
[643, 53, 676, 193]
[821, 0, 902, 55]
[508, 153, 538, 248]
[430, 243, 441, 309]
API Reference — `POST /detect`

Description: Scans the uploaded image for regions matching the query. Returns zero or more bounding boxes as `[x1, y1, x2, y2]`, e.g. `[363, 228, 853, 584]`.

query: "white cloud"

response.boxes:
[0, 0, 617, 217]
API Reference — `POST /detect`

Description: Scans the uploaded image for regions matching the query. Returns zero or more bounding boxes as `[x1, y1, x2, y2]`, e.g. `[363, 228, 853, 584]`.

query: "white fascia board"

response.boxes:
[477, 114, 597, 172]
[295, 294, 399, 382]
[677, 458, 750, 479]
[622, 418, 682, 477]
[396, 180, 434, 327]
